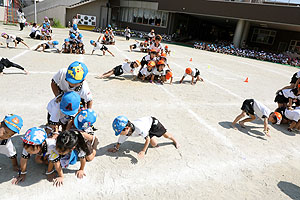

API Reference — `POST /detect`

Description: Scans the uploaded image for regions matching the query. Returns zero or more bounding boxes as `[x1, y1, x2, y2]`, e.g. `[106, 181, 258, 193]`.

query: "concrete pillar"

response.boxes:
[240, 21, 250, 48]
[233, 19, 245, 48]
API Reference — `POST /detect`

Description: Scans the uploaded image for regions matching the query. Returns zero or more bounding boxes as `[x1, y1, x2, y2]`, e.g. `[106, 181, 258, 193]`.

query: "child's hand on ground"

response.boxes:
[47, 173, 56, 182]
[11, 174, 26, 185]
[76, 170, 86, 179]
[53, 177, 63, 187]
[107, 147, 118, 153]
[138, 151, 145, 159]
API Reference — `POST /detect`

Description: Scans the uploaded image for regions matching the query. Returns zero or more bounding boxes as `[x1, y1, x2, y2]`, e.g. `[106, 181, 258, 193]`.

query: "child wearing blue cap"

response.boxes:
[108, 116, 179, 158]
[69, 33, 76, 44]
[60, 38, 71, 53]
[12, 127, 61, 185]
[90, 35, 115, 56]
[73, 109, 99, 161]
[69, 24, 80, 36]
[0, 114, 23, 171]
[51, 61, 93, 109]
[47, 91, 81, 135]
[34, 41, 59, 52]
[76, 33, 83, 44]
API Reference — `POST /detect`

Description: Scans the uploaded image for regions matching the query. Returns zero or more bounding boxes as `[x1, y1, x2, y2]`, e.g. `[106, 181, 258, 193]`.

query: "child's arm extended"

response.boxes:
[138, 136, 150, 159]
[179, 76, 185, 84]
[288, 98, 293, 109]
[170, 77, 173, 85]
[191, 76, 195, 85]
[53, 161, 64, 187]
[108, 143, 121, 153]
[76, 158, 86, 179]
[91, 50, 95, 55]
[263, 118, 270, 137]
[12, 157, 28, 184]
[97, 35, 102, 42]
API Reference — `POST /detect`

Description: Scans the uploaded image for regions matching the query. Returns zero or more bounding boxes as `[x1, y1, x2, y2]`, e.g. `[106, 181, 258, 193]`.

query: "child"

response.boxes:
[75, 33, 83, 44]
[108, 115, 179, 158]
[151, 60, 166, 84]
[0, 57, 28, 75]
[232, 99, 272, 136]
[60, 38, 71, 53]
[44, 30, 52, 40]
[51, 61, 93, 109]
[1, 33, 29, 48]
[73, 109, 99, 161]
[0, 114, 23, 171]
[47, 91, 81, 134]
[129, 40, 143, 52]
[108, 30, 115, 45]
[34, 41, 59, 52]
[69, 24, 80, 36]
[138, 61, 155, 81]
[140, 49, 157, 67]
[270, 107, 300, 132]
[69, 33, 76, 44]
[149, 35, 163, 54]
[12, 127, 61, 184]
[70, 42, 77, 54]
[274, 88, 300, 109]
[159, 53, 172, 71]
[165, 45, 171, 56]
[179, 68, 204, 85]
[97, 60, 141, 80]
[29, 23, 38, 38]
[164, 70, 173, 84]
[90, 39, 114, 56]
[55, 130, 90, 185]
[77, 42, 85, 54]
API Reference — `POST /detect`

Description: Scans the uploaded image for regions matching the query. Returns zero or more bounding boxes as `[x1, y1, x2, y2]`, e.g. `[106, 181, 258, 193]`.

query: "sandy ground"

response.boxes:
[1, 24, 300, 200]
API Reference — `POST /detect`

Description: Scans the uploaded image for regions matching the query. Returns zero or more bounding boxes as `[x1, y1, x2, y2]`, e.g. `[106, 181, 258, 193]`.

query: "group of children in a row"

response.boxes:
[232, 70, 300, 136]
[1, 60, 179, 186]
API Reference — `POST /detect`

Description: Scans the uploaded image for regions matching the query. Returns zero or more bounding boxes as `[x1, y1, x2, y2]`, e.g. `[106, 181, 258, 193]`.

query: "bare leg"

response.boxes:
[34, 44, 41, 51]
[107, 50, 115, 57]
[232, 111, 246, 129]
[163, 132, 180, 149]
[239, 114, 256, 128]
[21, 41, 30, 49]
[97, 69, 114, 79]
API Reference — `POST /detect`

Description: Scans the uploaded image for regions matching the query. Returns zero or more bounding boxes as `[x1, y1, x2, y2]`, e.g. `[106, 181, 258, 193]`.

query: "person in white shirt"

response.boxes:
[97, 60, 141, 80]
[147, 29, 155, 41]
[149, 35, 163, 54]
[69, 24, 80, 36]
[150, 60, 166, 84]
[34, 41, 59, 52]
[138, 60, 156, 81]
[232, 99, 273, 136]
[51, 61, 93, 109]
[140, 49, 157, 67]
[271, 107, 300, 132]
[108, 115, 179, 159]
[29, 23, 38, 38]
[1, 33, 29, 48]
[124, 26, 131, 40]
[274, 88, 300, 109]
[129, 40, 144, 52]
[17, 8, 26, 31]
[179, 67, 204, 85]
[90, 36, 114, 56]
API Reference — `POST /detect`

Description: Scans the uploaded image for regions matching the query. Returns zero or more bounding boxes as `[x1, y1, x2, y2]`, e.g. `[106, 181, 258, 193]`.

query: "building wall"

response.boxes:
[247, 27, 300, 52]
[25, 6, 66, 25]
[66, 0, 108, 28]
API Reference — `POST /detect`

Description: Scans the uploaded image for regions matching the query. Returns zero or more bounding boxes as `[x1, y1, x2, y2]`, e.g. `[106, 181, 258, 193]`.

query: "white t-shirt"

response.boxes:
[46, 42, 58, 50]
[0, 138, 16, 157]
[282, 89, 298, 99]
[121, 63, 138, 75]
[150, 43, 163, 53]
[152, 67, 164, 76]
[70, 28, 79, 35]
[52, 68, 93, 103]
[125, 28, 131, 37]
[148, 32, 155, 39]
[183, 68, 199, 78]
[285, 109, 300, 122]
[47, 97, 74, 124]
[253, 99, 271, 119]
[117, 116, 153, 144]
[31, 27, 37, 33]
[22, 138, 60, 162]
[17, 11, 26, 23]
[93, 42, 105, 51]
[140, 67, 153, 77]
[6, 35, 16, 44]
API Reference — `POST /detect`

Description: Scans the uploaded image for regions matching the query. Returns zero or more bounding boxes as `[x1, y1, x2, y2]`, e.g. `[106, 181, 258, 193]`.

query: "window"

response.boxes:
[251, 28, 276, 45]
[120, 7, 168, 28]
[289, 40, 300, 54]
[0, 0, 4, 6]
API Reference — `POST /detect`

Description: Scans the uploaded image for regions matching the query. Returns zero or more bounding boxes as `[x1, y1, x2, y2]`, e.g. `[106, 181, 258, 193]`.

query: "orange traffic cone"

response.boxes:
[244, 77, 249, 83]
[189, 58, 192, 62]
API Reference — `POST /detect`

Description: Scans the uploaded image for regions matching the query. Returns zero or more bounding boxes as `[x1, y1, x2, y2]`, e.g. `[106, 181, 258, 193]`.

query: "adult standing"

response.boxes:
[72, 16, 79, 26]
[17, 8, 26, 31]
[124, 26, 131, 41]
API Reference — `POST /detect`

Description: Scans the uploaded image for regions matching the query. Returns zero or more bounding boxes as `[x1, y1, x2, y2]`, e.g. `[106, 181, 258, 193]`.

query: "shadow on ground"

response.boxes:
[278, 181, 300, 199]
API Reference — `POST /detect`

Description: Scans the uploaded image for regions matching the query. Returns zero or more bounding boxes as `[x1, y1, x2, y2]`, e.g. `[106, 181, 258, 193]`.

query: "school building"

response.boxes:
[3, 0, 300, 53]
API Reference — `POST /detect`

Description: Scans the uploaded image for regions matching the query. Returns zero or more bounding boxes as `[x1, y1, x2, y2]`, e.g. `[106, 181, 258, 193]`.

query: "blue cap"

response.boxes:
[60, 91, 81, 116]
[21, 127, 47, 145]
[73, 24, 78, 30]
[74, 109, 97, 130]
[52, 41, 59, 45]
[90, 40, 95, 45]
[70, 33, 76, 39]
[64, 38, 70, 42]
[112, 115, 128, 136]
[66, 61, 88, 84]
[43, 24, 46, 28]
[108, 24, 111, 28]
[3, 114, 23, 134]
[78, 33, 83, 38]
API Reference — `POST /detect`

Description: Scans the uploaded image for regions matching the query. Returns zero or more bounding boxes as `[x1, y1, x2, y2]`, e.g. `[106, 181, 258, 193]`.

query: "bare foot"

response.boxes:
[0, 72, 3, 76]
[239, 121, 246, 128]
[24, 70, 29, 75]
[174, 141, 180, 149]
[231, 123, 238, 130]
[95, 75, 103, 79]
